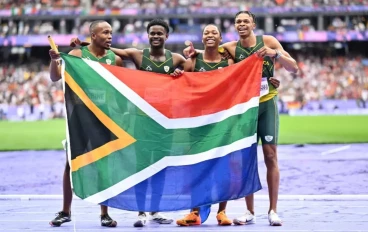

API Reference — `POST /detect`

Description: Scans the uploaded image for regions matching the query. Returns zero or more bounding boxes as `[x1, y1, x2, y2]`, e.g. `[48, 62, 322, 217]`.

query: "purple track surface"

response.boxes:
[0, 144, 367, 231]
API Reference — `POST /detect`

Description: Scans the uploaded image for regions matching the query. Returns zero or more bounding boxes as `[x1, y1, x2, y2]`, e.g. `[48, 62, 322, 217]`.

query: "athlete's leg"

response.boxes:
[62, 160, 73, 213]
[258, 97, 282, 226]
[49, 154, 72, 227]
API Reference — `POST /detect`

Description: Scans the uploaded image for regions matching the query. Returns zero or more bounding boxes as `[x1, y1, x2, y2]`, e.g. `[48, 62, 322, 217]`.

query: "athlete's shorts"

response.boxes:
[257, 96, 279, 145]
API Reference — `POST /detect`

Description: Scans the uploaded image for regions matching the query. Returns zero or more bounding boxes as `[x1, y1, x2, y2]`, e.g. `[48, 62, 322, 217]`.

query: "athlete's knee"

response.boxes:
[263, 145, 278, 167]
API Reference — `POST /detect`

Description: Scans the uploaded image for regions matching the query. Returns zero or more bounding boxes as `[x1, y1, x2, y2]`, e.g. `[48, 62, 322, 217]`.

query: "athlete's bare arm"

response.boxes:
[168, 53, 187, 77]
[115, 55, 123, 67]
[220, 42, 237, 59]
[227, 58, 235, 66]
[183, 41, 237, 60]
[69, 38, 143, 67]
[172, 53, 187, 68]
[109, 47, 143, 66]
[49, 49, 82, 82]
[183, 58, 195, 72]
[261, 35, 298, 73]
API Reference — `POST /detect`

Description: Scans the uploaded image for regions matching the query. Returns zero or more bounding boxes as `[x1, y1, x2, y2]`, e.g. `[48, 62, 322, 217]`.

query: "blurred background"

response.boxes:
[0, 0, 368, 123]
[0, 3, 367, 230]
[0, 0, 367, 150]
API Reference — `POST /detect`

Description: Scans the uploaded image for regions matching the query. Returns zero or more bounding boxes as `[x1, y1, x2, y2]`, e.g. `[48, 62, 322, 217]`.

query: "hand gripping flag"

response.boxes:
[60, 53, 263, 217]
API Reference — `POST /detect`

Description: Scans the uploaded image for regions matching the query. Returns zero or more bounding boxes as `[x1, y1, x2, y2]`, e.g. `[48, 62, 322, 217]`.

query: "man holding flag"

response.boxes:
[175, 24, 234, 226]
[48, 20, 122, 227]
[64, 18, 265, 228]
[70, 18, 187, 228]
[184, 11, 298, 226]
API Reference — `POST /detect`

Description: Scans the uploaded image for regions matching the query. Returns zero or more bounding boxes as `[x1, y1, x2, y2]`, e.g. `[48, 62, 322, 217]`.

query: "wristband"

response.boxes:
[273, 50, 282, 59]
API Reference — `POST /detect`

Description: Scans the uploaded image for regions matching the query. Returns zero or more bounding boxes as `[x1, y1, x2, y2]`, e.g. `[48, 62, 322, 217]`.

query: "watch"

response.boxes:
[273, 49, 282, 59]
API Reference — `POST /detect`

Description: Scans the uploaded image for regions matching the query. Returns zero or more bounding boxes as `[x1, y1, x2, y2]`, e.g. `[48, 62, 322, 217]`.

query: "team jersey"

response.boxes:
[194, 53, 229, 72]
[80, 46, 116, 65]
[139, 48, 175, 74]
[234, 35, 277, 102]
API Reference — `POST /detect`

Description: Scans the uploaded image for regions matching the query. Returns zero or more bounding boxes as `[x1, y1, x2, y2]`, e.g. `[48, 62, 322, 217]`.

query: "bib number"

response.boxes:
[260, 77, 269, 97]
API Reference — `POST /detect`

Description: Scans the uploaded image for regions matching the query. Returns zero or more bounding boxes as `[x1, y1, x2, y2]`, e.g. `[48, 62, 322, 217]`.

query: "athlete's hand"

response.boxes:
[269, 77, 280, 88]
[49, 46, 60, 61]
[255, 46, 277, 58]
[170, 68, 184, 78]
[70, 37, 90, 47]
[219, 48, 232, 60]
[183, 40, 197, 58]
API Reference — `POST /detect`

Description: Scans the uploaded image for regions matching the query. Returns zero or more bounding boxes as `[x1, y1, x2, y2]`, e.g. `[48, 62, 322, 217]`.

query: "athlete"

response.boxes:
[183, 11, 298, 226]
[48, 20, 123, 227]
[175, 24, 233, 227]
[70, 18, 187, 227]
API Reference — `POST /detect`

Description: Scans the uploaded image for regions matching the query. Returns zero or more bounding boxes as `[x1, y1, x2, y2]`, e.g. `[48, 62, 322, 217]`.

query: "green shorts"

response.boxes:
[257, 96, 279, 145]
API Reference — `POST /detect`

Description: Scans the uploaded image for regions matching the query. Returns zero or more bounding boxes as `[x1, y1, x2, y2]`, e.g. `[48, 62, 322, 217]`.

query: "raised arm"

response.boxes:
[260, 35, 299, 73]
[49, 49, 81, 82]
[69, 37, 139, 60]
[182, 40, 203, 58]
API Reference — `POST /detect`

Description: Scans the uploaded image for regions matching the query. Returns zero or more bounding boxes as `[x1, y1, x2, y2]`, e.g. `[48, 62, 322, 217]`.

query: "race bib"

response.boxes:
[260, 77, 269, 97]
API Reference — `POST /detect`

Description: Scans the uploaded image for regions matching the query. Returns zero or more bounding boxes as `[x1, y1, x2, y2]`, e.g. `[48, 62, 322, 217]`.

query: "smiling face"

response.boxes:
[147, 25, 168, 49]
[91, 22, 112, 49]
[202, 24, 222, 48]
[234, 13, 256, 38]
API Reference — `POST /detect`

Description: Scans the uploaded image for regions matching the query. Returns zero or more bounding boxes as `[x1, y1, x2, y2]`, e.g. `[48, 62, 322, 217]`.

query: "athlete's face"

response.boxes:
[202, 25, 222, 48]
[148, 25, 168, 48]
[91, 22, 112, 49]
[234, 13, 256, 37]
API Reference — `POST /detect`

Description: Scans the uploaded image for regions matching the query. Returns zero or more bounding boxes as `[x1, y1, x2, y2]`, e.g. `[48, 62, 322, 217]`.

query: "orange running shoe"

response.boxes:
[176, 211, 201, 226]
[216, 211, 232, 226]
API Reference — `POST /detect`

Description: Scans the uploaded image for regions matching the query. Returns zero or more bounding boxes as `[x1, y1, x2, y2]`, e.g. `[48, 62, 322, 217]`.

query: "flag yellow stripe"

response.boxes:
[64, 71, 136, 172]
[71, 140, 125, 172]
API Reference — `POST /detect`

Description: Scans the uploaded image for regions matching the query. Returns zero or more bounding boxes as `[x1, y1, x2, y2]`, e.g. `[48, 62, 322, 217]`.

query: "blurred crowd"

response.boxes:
[0, 62, 64, 120]
[1, 0, 367, 9]
[0, 54, 367, 121]
[1, 15, 367, 37]
[277, 55, 368, 109]
[0, 0, 81, 9]
[1, 0, 368, 36]
[0, 0, 367, 120]
[91, 0, 368, 9]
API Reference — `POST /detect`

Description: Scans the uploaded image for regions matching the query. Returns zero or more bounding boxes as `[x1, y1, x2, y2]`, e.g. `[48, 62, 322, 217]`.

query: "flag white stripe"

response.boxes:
[84, 133, 257, 204]
[82, 59, 259, 129]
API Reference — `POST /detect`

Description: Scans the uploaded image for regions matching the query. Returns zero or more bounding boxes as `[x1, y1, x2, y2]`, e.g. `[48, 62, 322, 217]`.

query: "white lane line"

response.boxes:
[321, 145, 351, 155]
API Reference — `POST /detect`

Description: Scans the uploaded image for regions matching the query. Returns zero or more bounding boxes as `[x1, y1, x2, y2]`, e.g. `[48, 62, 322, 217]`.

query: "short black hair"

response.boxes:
[146, 18, 170, 34]
[235, 11, 256, 24]
[203, 24, 222, 36]
[89, 20, 108, 34]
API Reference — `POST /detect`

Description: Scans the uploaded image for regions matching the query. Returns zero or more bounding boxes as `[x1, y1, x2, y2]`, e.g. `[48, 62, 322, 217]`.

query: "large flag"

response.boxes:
[61, 53, 263, 214]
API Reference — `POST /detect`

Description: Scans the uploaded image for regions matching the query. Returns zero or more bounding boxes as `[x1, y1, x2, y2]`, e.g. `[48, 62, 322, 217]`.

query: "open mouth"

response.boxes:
[152, 40, 161, 45]
[106, 41, 112, 46]
[205, 38, 216, 44]
[238, 27, 247, 33]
